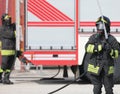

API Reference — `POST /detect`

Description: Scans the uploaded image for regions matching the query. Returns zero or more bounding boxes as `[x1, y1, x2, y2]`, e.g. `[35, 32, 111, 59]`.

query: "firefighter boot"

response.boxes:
[3, 72, 13, 84]
[0, 72, 3, 83]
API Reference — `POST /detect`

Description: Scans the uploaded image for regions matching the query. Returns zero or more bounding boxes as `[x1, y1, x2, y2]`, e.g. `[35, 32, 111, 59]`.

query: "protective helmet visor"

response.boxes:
[96, 21, 106, 35]
[96, 22, 105, 32]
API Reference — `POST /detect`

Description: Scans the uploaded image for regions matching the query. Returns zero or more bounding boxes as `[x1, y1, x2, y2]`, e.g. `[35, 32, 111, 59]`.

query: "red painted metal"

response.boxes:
[0, 0, 6, 25]
[1, 0, 120, 66]
[27, 22, 74, 27]
[28, 21, 120, 27]
[28, 0, 72, 21]
[0, 0, 15, 25]
[26, 0, 79, 66]
[24, 50, 77, 66]
[79, 22, 120, 27]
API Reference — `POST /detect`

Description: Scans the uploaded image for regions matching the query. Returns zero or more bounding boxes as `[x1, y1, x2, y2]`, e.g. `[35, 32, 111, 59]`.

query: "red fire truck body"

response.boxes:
[0, 0, 120, 67]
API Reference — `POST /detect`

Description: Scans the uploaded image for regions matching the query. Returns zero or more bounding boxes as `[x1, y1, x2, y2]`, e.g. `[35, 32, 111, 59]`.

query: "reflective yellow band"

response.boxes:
[108, 66, 114, 75]
[114, 50, 119, 58]
[101, 18, 108, 23]
[110, 49, 119, 58]
[110, 49, 114, 56]
[86, 44, 94, 53]
[0, 68, 3, 73]
[98, 44, 102, 52]
[87, 64, 100, 74]
[5, 69, 11, 73]
[0, 41, 1, 46]
[96, 18, 108, 24]
[4, 15, 11, 20]
[1, 50, 15, 55]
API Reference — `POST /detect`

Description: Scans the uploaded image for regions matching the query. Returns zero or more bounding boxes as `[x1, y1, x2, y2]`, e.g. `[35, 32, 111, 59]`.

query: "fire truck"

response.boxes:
[0, 0, 120, 79]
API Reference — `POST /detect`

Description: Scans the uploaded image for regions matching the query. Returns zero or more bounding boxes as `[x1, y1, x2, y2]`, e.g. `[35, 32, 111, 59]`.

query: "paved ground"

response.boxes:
[0, 68, 120, 94]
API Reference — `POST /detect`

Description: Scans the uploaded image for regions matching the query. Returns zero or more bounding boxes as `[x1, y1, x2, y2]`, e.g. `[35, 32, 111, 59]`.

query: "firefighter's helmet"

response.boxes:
[96, 16, 111, 33]
[1, 13, 11, 26]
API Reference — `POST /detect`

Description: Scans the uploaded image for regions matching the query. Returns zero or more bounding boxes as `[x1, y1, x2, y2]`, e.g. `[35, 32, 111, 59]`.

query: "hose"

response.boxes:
[49, 66, 61, 79]
[48, 71, 87, 94]
[40, 66, 61, 80]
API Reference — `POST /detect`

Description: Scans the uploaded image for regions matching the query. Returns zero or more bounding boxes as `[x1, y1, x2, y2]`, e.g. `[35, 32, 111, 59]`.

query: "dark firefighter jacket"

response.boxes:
[0, 25, 16, 56]
[85, 33, 119, 76]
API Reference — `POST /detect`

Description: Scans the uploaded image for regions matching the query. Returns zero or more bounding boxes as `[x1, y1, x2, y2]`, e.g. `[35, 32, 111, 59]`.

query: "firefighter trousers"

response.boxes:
[1, 55, 15, 71]
[87, 69, 114, 94]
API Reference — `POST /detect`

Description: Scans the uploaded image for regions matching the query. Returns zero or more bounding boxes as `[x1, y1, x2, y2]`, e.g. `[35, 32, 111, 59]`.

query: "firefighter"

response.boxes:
[85, 16, 119, 94]
[0, 13, 16, 84]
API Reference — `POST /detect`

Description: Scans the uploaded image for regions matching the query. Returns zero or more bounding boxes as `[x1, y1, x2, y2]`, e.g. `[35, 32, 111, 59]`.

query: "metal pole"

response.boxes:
[96, 0, 108, 39]
[6, 0, 9, 13]
[25, 0, 28, 48]
[16, 0, 20, 50]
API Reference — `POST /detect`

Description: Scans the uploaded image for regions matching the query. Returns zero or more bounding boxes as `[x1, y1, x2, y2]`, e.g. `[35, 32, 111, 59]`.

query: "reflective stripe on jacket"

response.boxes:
[87, 64, 100, 74]
[86, 44, 102, 53]
[87, 64, 114, 75]
[1, 50, 15, 55]
[0, 68, 3, 73]
[110, 49, 119, 58]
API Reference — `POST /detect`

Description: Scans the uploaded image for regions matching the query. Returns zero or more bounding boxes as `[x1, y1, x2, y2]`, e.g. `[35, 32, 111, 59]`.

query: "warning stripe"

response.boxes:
[29, 0, 57, 21]
[28, 21, 74, 27]
[28, 0, 120, 27]
[28, 0, 50, 21]
[28, 21, 120, 27]
[36, 0, 66, 21]
[79, 22, 120, 27]
[40, 0, 72, 21]
[111, 22, 120, 26]
[28, 0, 73, 21]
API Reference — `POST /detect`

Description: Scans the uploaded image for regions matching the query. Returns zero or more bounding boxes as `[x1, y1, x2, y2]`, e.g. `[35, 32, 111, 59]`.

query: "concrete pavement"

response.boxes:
[0, 68, 120, 94]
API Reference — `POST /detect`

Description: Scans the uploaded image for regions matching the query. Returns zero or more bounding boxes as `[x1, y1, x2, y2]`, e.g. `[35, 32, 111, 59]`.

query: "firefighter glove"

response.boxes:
[16, 50, 23, 57]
